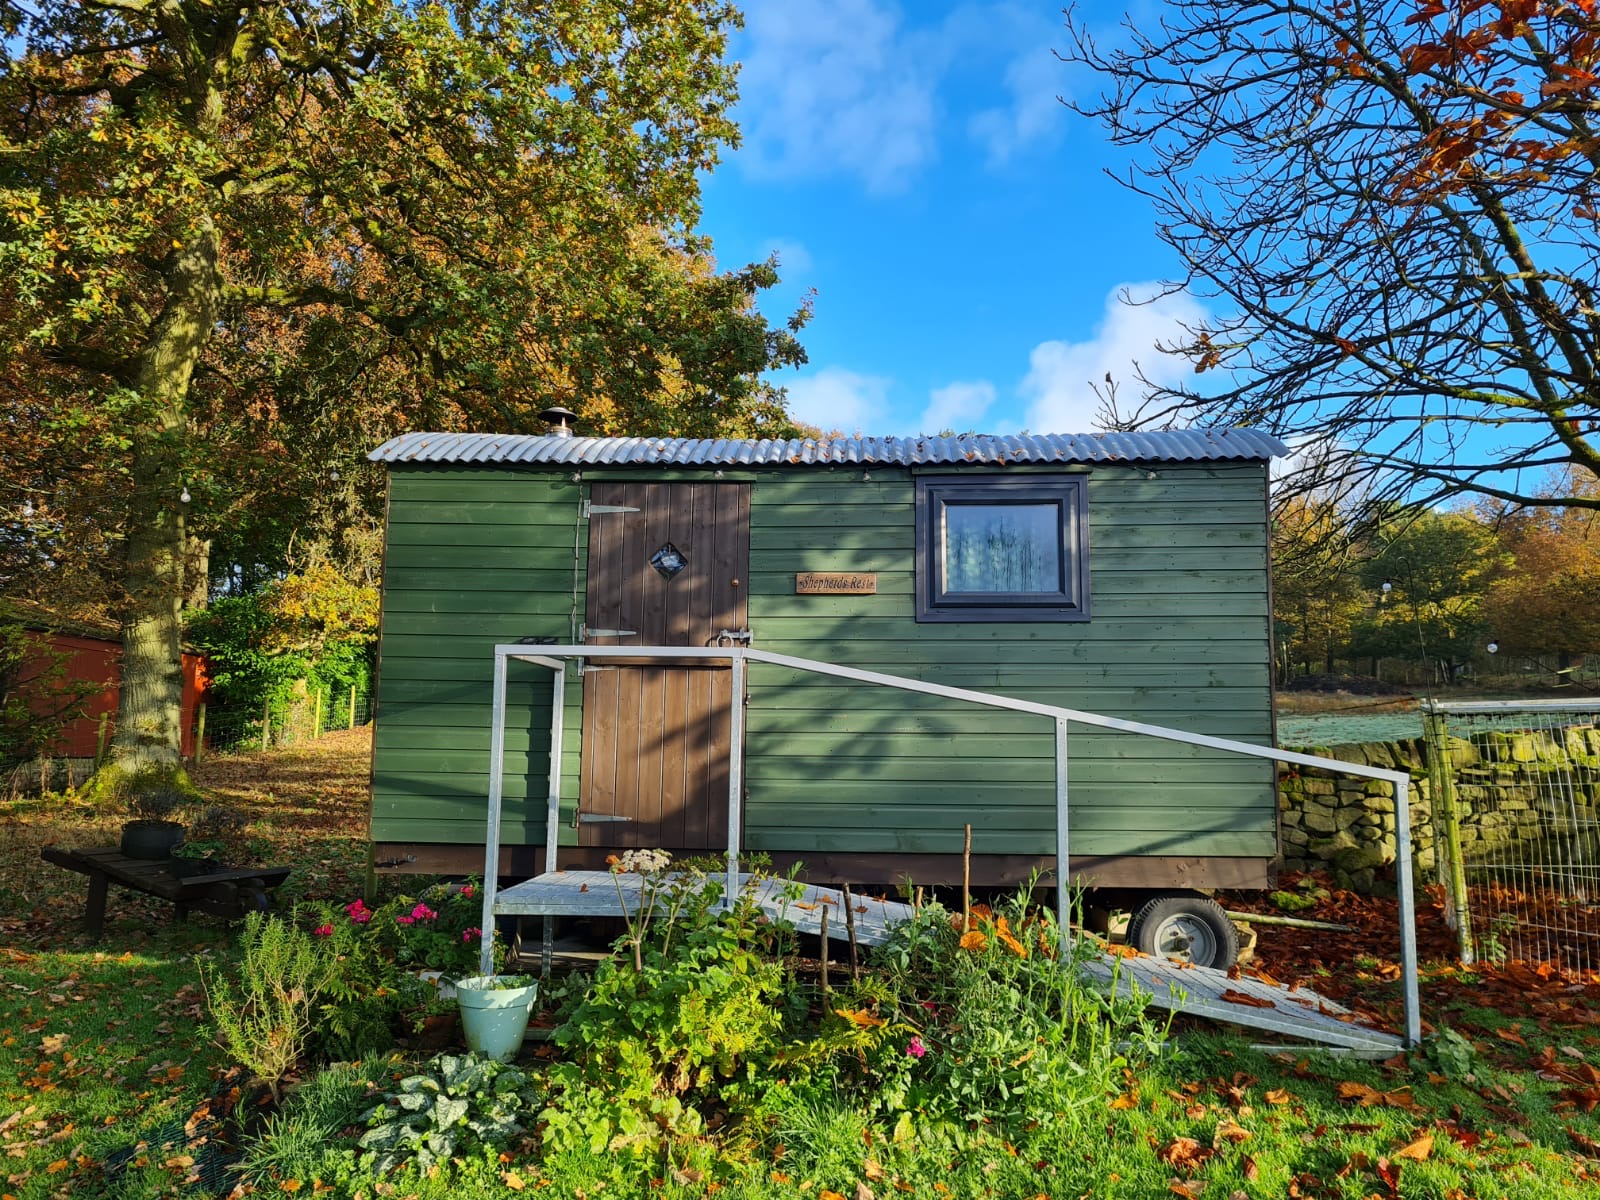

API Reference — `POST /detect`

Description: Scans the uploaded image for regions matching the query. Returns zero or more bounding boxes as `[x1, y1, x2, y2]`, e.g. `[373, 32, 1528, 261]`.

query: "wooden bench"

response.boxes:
[40, 846, 293, 938]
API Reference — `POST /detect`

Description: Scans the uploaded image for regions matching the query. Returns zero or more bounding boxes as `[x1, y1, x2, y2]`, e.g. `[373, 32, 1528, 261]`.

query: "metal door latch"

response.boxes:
[714, 628, 753, 646]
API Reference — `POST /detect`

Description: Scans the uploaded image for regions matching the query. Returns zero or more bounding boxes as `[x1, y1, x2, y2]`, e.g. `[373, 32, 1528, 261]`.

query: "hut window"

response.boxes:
[915, 476, 1090, 622]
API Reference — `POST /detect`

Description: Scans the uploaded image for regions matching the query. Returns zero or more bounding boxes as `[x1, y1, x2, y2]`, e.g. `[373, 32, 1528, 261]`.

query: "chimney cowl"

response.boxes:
[539, 406, 578, 438]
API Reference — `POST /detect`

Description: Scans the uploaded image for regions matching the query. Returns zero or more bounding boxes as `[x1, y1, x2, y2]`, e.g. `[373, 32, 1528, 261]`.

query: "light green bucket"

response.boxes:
[454, 975, 539, 1062]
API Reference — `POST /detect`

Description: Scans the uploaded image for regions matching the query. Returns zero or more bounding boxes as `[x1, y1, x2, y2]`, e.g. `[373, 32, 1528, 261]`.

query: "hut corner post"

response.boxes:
[478, 648, 510, 978]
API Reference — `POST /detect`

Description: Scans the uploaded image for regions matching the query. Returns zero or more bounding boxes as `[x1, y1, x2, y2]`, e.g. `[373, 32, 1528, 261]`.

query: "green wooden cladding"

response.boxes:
[370, 462, 1277, 864]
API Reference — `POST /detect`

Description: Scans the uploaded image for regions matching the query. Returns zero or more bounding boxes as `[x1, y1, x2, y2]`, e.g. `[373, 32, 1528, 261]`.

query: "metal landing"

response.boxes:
[496, 870, 1405, 1055]
[494, 870, 916, 946]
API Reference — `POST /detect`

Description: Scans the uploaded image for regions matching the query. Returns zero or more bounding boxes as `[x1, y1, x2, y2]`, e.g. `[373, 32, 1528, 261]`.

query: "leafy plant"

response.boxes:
[542, 870, 787, 1164]
[357, 1052, 542, 1177]
[199, 911, 332, 1100]
[237, 1058, 387, 1186]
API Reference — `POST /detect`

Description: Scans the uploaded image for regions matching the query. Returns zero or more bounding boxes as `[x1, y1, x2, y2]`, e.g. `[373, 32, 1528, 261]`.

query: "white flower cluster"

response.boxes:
[614, 848, 672, 874]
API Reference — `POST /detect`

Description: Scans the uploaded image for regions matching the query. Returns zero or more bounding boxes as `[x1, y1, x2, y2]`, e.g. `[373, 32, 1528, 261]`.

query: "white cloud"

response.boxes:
[735, 1, 941, 193]
[735, 2, 1068, 191]
[783, 367, 894, 434]
[967, 35, 1065, 165]
[920, 380, 996, 434]
[1020, 284, 1210, 433]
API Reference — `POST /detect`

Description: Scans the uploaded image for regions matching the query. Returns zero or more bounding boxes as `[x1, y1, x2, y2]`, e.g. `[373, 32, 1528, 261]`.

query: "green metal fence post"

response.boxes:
[1424, 708, 1475, 963]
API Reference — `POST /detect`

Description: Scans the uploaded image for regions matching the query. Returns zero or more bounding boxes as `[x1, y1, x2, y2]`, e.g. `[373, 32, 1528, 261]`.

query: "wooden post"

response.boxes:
[349, 684, 358, 729]
[1425, 710, 1476, 963]
[313, 689, 323, 739]
[962, 823, 973, 932]
[93, 711, 111, 770]
[262, 697, 271, 749]
[819, 906, 830, 1002]
[194, 703, 206, 763]
[843, 885, 860, 981]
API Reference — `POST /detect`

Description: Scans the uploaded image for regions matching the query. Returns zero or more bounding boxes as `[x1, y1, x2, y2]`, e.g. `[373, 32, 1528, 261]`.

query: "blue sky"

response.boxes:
[698, 1, 1201, 438]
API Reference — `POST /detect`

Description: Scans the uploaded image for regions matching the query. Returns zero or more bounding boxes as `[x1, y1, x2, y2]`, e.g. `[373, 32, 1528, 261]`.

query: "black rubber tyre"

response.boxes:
[1125, 894, 1239, 969]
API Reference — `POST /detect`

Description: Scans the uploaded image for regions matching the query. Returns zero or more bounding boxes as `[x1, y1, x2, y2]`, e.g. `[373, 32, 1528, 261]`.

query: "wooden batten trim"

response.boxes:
[372, 843, 1273, 893]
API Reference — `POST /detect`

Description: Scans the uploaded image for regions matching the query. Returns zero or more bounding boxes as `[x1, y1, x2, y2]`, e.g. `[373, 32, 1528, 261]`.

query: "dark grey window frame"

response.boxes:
[914, 475, 1091, 623]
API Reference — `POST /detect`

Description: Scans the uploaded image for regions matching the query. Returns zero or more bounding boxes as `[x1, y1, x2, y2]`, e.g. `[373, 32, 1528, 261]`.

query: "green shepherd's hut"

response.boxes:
[365, 419, 1289, 967]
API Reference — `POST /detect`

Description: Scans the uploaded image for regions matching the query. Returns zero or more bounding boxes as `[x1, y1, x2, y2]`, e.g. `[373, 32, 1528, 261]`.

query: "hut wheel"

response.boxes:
[1126, 894, 1238, 970]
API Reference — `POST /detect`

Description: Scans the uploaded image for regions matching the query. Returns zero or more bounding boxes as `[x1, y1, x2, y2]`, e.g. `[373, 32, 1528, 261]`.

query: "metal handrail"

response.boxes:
[475, 642, 1421, 1045]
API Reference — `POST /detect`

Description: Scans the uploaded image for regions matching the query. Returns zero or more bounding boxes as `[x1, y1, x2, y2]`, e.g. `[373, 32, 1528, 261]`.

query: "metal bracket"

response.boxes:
[714, 628, 753, 646]
[574, 812, 635, 827]
[582, 500, 639, 518]
[580, 624, 637, 639]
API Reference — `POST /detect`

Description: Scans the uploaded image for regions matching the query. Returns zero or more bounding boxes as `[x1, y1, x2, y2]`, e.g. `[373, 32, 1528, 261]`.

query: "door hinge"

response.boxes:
[581, 624, 637, 639]
[582, 500, 640, 518]
[575, 812, 636, 826]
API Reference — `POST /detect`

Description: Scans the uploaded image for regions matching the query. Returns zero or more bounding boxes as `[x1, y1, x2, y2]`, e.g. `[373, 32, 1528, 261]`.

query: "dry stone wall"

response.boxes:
[1278, 726, 1600, 893]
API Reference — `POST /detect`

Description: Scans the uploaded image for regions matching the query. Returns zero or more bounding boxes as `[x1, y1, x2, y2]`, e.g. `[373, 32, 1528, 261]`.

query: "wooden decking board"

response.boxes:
[494, 870, 1404, 1054]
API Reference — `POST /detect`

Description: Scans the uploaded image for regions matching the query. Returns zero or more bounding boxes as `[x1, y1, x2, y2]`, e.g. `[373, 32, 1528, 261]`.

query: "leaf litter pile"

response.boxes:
[3, 733, 1600, 1197]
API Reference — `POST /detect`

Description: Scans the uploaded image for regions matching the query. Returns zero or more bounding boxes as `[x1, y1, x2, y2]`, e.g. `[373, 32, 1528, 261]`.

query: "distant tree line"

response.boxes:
[1274, 473, 1600, 689]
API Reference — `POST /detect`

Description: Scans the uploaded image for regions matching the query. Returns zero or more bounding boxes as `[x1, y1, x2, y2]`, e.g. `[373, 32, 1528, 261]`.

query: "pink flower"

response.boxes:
[906, 1036, 927, 1059]
[313, 923, 334, 938]
[396, 916, 415, 925]
[344, 899, 372, 925]
[462, 927, 482, 942]
[410, 903, 438, 923]
[460, 885, 474, 899]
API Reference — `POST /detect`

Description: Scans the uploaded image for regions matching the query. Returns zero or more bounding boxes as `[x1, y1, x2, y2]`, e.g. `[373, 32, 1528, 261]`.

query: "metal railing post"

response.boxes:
[1055, 717, 1070, 944]
[542, 665, 566, 974]
[1393, 775, 1422, 1046]
[479, 648, 509, 977]
[726, 650, 747, 911]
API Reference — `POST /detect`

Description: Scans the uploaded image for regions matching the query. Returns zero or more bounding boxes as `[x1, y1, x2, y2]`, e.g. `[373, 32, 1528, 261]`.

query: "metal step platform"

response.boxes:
[496, 870, 1404, 1056]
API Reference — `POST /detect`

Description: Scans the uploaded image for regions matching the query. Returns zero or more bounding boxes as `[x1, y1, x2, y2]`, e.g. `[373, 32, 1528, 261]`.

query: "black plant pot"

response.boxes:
[120, 820, 186, 861]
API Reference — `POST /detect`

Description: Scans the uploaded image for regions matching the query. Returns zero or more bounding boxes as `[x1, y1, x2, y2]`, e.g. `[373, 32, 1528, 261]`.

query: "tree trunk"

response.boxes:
[185, 537, 211, 610]
[107, 228, 221, 779]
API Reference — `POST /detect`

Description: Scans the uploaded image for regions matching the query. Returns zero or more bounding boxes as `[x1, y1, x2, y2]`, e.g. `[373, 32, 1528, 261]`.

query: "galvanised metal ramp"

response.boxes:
[1078, 952, 1405, 1056]
[496, 870, 1404, 1055]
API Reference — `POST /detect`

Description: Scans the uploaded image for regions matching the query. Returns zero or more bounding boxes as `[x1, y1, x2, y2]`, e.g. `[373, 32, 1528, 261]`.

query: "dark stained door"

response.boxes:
[578, 482, 749, 849]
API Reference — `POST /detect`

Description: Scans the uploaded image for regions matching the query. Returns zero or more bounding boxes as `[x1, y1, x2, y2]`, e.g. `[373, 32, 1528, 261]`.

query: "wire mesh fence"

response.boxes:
[1430, 700, 1600, 973]
[197, 687, 374, 758]
[0, 687, 373, 797]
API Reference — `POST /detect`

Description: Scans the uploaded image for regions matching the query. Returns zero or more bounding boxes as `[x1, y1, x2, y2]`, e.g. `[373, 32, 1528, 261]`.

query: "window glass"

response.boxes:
[942, 503, 1062, 594]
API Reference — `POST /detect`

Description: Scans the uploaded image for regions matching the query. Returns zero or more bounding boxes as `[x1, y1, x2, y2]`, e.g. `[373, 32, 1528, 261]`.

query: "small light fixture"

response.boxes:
[22, 498, 34, 518]
[180, 486, 191, 503]
[1487, 641, 1499, 655]
[1381, 580, 1393, 595]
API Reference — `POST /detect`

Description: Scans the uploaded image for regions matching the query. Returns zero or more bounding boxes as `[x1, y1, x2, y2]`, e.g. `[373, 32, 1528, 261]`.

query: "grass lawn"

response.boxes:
[2, 729, 1597, 1199]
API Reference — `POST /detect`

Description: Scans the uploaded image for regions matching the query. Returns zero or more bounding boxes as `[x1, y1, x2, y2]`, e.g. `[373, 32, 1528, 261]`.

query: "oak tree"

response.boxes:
[1065, 0, 1600, 512]
[1, 0, 804, 780]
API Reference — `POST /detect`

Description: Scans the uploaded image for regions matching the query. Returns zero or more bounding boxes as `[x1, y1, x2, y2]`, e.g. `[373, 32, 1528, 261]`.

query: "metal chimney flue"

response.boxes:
[539, 406, 578, 438]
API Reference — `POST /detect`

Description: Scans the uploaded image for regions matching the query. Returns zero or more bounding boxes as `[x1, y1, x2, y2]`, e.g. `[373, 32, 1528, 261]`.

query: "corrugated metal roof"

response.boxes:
[369, 428, 1288, 467]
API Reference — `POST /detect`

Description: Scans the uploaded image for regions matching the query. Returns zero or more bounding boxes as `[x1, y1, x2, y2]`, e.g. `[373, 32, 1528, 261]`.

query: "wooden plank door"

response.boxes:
[578, 482, 749, 849]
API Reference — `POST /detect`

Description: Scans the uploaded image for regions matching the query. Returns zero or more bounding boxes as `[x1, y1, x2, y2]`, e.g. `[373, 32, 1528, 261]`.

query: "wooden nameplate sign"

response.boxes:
[796, 572, 876, 594]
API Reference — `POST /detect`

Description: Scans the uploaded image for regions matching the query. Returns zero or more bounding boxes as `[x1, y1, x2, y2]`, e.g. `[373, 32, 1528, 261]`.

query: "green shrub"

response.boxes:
[199, 911, 333, 1100]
